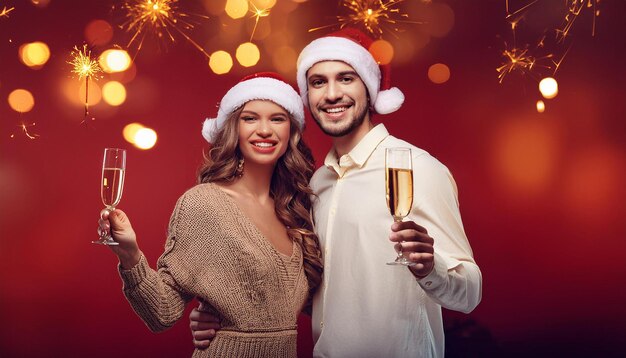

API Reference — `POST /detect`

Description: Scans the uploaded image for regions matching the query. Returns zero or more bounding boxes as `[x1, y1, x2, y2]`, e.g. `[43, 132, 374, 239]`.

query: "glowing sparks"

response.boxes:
[249, 2, 271, 41]
[498, 0, 600, 84]
[10, 122, 40, 140]
[70, 44, 102, 80]
[0, 6, 15, 18]
[69, 45, 103, 122]
[556, 0, 601, 42]
[117, 0, 211, 58]
[310, 0, 419, 39]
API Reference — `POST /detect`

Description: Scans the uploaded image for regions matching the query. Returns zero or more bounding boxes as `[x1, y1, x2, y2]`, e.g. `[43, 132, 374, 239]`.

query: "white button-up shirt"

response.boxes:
[310, 124, 482, 358]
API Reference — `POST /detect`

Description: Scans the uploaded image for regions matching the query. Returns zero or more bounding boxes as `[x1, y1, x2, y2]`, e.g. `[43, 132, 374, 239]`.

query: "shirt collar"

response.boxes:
[324, 124, 389, 177]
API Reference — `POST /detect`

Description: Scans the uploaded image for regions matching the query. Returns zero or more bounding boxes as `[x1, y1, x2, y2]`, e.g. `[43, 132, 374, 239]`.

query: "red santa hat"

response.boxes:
[296, 27, 405, 115]
[202, 72, 305, 143]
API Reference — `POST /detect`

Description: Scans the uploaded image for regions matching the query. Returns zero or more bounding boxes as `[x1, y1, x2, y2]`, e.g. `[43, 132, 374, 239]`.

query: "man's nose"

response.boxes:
[325, 81, 343, 102]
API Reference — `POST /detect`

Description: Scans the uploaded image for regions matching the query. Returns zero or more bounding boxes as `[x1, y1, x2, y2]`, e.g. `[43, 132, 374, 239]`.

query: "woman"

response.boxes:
[101, 72, 323, 357]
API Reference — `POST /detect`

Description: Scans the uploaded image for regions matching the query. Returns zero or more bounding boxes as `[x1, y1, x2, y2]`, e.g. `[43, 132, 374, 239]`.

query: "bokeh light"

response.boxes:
[536, 100, 545, 113]
[209, 50, 233, 74]
[123, 123, 145, 143]
[8, 89, 35, 113]
[19, 42, 51, 69]
[236, 42, 260, 67]
[102, 81, 127, 106]
[84, 20, 113, 46]
[134, 127, 158, 150]
[78, 80, 102, 106]
[225, 0, 248, 19]
[423, 3, 455, 38]
[272, 46, 297, 74]
[99, 49, 132, 73]
[562, 144, 625, 227]
[491, 118, 562, 194]
[427, 63, 450, 84]
[30, 0, 51, 8]
[369, 39, 394, 65]
[539, 77, 558, 99]
[251, 0, 276, 8]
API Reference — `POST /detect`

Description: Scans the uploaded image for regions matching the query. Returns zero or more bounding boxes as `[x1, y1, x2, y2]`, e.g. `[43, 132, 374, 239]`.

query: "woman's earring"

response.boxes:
[235, 157, 244, 177]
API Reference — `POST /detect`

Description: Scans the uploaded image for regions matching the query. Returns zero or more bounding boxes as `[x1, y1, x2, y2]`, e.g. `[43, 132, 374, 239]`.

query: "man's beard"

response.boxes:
[310, 105, 368, 138]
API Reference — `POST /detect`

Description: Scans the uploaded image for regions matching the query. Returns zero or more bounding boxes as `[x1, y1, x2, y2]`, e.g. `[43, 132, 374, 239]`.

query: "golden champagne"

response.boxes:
[101, 168, 125, 208]
[386, 168, 413, 221]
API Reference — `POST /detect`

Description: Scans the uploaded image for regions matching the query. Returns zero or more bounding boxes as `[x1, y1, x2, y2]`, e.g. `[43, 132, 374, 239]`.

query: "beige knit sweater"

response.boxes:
[119, 183, 309, 357]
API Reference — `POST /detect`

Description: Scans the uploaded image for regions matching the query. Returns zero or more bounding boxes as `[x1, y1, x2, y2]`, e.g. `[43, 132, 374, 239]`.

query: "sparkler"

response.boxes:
[69, 44, 102, 122]
[10, 122, 40, 140]
[498, 0, 596, 83]
[249, 2, 270, 41]
[556, 0, 601, 42]
[117, 0, 210, 58]
[0, 6, 14, 18]
[310, 0, 419, 39]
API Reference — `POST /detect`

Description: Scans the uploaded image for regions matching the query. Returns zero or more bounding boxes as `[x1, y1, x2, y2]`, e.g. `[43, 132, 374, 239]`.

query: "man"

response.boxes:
[190, 28, 482, 357]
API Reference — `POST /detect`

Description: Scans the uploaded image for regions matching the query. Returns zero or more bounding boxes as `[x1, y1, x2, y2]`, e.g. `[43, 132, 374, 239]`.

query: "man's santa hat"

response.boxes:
[296, 27, 405, 115]
[202, 72, 304, 143]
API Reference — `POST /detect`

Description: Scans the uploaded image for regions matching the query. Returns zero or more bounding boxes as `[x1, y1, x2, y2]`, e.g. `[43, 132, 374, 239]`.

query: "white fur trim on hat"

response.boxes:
[201, 76, 304, 144]
[297, 36, 404, 115]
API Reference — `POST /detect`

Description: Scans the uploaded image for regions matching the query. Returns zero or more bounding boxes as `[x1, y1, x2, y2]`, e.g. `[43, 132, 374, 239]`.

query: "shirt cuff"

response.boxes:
[416, 251, 449, 290]
[118, 253, 148, 290]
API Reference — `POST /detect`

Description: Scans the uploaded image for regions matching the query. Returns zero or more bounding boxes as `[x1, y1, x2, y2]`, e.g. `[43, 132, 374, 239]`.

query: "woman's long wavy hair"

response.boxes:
[197, 105, 323, 306]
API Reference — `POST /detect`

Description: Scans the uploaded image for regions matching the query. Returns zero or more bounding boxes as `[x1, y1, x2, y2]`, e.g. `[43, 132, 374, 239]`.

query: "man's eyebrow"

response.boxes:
[337, 71, 359, 77]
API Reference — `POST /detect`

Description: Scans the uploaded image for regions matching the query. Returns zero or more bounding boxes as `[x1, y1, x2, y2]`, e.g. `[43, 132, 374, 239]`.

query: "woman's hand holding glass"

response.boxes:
[99, 208, 142, 269]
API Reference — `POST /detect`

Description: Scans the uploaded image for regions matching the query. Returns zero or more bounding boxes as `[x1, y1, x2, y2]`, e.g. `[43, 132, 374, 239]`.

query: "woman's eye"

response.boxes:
[340, 76, 353, 83]
[271, 116, 287, 122]
[241, 116, 255, 122]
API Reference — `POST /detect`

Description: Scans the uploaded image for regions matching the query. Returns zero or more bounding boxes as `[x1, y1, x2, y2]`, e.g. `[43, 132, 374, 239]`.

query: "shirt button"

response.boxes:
[320, 321, 324, 328]
[425, 281, 432, 287]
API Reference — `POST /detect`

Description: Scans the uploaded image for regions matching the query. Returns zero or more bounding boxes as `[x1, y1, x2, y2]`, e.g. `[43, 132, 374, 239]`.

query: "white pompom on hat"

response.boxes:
[202, 72, 305, 144]
[296, 27, 405, 115]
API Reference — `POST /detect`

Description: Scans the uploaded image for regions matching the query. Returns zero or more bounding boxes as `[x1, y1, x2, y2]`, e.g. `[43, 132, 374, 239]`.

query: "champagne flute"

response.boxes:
[93, 148, 126, 245]
[385, 147, 415, 266]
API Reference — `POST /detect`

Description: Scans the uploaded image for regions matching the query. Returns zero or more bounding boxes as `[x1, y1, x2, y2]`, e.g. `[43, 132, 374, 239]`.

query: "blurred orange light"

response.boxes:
[8, 89, 35, 113]
[225, 0, 248, 19]
[369, 40, 394, 65]
[209, 51, 233, 74]
[427, 63, 450, 84]
[491, 118, 562, 194]
[251, 0, 276, 8]
[78, 80, 102, 106]
[19, 42, 50, 69]
[272, 46, 297, 74]
[536, 100, 545, 113]
[236, 42, 260, 67]
[99, 49, 132, 73]
[84, 20, 113, 46]
[102, 81, 127, 106]
[123, 123, 145, 144]
[539, 77, 558, 99]
[134, 127, 158, 150]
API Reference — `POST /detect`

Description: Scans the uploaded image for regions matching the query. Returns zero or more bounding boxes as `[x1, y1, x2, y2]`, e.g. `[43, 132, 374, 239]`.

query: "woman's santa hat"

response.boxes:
[202, 72, 305, 144]
[296, 27, 405, 115]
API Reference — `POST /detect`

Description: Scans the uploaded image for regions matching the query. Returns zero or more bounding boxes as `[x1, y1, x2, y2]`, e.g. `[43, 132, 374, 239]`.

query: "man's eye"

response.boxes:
[340, 76, 353, 83]
[310, 79, 325, 87]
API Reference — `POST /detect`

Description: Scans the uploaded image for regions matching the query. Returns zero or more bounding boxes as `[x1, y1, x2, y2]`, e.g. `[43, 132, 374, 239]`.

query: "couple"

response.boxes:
[102, 28, 482, 357]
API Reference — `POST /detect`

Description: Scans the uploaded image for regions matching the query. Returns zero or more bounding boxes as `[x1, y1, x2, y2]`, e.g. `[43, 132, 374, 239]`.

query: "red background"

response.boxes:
[1, 1, 624, 357]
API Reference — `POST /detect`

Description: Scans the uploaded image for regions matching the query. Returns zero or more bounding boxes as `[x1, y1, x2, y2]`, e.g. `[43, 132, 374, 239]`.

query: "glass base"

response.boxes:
[386, 258, 417, 266]
[92, 238, 119, 246]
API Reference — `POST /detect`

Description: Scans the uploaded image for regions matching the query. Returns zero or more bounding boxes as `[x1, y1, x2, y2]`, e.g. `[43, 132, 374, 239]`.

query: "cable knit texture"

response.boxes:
[118, 183, 308, 357]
